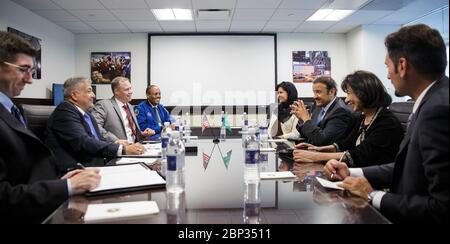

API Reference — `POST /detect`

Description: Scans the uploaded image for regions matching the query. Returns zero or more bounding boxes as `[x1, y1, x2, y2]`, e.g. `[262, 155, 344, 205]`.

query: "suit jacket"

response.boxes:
[91, 98, 142, 143]
[363, 76, 449, 223]
[0, 105, 68, 224]
[336, 107, 404, 167]
[296, 97, 354, 146]
[135, 101, 171, 140]
[45, 101, 119, 173]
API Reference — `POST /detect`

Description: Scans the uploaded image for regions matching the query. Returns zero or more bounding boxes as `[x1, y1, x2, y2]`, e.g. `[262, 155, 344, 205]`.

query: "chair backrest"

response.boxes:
[20, 104, 56, 140]
[388, 101, 415, 132]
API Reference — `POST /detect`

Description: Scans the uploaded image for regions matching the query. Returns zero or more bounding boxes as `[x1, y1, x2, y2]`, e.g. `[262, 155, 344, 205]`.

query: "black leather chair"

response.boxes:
[388, 101, 414, 133]
[20, 104, 56, 141]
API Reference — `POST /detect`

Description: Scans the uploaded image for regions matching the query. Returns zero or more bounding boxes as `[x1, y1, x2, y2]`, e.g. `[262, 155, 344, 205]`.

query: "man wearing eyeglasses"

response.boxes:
[0, 31, 101, 224]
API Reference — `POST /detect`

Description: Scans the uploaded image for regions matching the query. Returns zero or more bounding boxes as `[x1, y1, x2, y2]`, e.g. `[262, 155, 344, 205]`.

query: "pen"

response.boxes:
[331, 153, 345, 180]
[76, 163, 86, 170]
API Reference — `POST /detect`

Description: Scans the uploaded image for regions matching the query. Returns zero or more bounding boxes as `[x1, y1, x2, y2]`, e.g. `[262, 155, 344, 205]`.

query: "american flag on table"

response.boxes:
[203, 151, 211, 170]
[201, 113, 210, 134]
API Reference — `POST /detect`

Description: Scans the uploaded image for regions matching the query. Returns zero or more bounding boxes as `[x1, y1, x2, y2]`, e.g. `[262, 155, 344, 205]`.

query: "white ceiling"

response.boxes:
[9, 0, 450, 34]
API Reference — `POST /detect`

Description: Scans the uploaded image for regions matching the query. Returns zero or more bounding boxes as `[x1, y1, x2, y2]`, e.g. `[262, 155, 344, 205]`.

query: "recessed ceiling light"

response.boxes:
[307, 9, 354, 21]
[151, 9, 193, 21]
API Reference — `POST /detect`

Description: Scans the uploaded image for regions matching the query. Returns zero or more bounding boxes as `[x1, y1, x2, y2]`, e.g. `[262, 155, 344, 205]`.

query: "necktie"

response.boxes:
[11, 105, 26, 128]
[315, 109, 326, 125]
[153, 106, 162, 124]
[123, 104, 138, 141]
[83, 113, 99, 140]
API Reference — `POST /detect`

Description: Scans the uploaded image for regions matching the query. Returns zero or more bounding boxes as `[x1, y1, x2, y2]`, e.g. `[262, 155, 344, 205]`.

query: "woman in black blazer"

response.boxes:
[293, 70, 404, 167]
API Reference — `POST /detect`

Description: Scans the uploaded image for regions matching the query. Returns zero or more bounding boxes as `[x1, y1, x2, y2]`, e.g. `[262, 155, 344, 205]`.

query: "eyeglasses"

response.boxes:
[1, 61, 36, 75]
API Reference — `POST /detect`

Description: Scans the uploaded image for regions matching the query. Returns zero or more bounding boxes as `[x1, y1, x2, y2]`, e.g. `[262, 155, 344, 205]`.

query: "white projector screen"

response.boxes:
[149, 35, 276, 106]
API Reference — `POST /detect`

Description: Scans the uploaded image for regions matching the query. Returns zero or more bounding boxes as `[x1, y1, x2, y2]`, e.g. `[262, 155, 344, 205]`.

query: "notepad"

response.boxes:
[88, 164, 166, 195]
[115, 157, 159, 166]
[122, 144, 161, 158]
[315, 177, 344, 190]
[260, 171, 297, 180]
[84, 201, 159, 223]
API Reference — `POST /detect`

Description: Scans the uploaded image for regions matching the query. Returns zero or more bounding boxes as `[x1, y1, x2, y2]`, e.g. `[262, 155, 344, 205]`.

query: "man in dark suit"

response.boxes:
[0, 31, 100, 223]
[291, 76, 354, 146]
[45, 77, 146, 174]
[323, 24, 448, 223]
[91, 76, 154, 145]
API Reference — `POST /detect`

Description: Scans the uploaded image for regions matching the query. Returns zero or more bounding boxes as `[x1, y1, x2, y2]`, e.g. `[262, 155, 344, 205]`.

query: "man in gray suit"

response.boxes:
[92, 76, 155, 145]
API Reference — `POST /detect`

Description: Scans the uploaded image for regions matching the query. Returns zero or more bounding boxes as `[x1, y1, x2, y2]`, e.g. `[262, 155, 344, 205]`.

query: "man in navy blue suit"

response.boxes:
[324, 24, 448, 223]
[0, 31, 100, 223]
[45, 77, 146, 174]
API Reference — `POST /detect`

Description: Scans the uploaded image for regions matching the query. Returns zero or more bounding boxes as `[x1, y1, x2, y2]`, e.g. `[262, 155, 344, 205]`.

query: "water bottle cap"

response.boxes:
[164, 122, 170, 126]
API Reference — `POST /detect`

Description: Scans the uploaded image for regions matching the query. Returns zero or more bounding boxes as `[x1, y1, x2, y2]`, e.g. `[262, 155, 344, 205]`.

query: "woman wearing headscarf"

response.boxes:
[268, 81, 300, 139]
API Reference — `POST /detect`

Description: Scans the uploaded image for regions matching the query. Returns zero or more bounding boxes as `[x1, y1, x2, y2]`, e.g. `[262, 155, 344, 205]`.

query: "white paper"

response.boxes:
[122, 144, 161, 157]
[84, 201, 159, 223]
[260, 171, 296, 180]
[268, 138, 288, 143]
[91, 164, 166, 193]
[260, 148, 276, 152]
[315, 177, 344, 190]
[115, 157, 158, 166]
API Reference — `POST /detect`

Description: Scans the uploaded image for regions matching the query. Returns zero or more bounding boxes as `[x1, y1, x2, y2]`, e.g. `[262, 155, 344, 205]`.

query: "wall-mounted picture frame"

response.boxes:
[292, 51, 331, 83]
[90, 52, 131, 84]
[7, 27, 42, 79]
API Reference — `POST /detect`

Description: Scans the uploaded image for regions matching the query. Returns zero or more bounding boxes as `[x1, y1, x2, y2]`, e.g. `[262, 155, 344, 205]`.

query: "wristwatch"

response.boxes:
[367, 191, 377, 204]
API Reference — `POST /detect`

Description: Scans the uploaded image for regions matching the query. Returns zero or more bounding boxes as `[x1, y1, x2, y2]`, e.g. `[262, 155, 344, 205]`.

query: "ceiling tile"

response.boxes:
[360, 0, 416, 11]
[57, 21, 98, 33]
[376, 0, 450, 25]
[192, 0, 237, 9]
[233, 9, 275, 20]
[99, 0, 149, 9]
[110, 9, 156, 21]
[159, 21, 196, 32]
[34, 10, 78, 21]
[87, 21, 130, 33]
[295, 21, 336, 33]
[236, 0, 283, 9]
[278, 0, 329, 10]
[271, 9, 314, 21]
[11, 0, 61, 10]
[145, 0, 192, 9]
[69, 10, 117, 21]
[263, 20, 299, 32]
[325, 22, 359, 33]
[230, 20, 266, 31]
[122, 21, 162, 32]
[51, 0, 105, 10]
[196, 20, 231, 32]
[327, 0, 371, 10]
[341, 10, 394, 24]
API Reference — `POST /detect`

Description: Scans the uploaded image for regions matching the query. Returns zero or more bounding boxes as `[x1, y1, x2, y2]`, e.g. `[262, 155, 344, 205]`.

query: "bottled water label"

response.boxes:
[245, 150, 260, 164]
[260, 152, 268, 161]
[162, 137, 169, 148]
[167, 155, 177, 171]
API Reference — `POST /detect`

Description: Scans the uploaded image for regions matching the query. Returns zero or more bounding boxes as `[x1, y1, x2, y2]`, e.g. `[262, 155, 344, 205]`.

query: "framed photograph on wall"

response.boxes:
[7, 27, 42, 79]
[90, 52, 131, 84]
[292, 51, 331, 83]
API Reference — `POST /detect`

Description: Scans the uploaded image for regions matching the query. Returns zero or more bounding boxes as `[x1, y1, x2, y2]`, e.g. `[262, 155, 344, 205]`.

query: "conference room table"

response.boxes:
[43, 138, 391, 224]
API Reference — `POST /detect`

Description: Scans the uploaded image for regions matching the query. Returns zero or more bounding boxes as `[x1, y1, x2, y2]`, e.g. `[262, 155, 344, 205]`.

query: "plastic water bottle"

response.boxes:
[174, 116, 181, 132]
[220, 111, 226, 141]
[243, 128, 261, 223]
[259, 126, 269, 171]
[160, 122, 172, 175]
[244, 128, 260, 184]
[166, 131, 185, 194]
[242, 112, 248, 132]
[183, 112, 191, 143]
